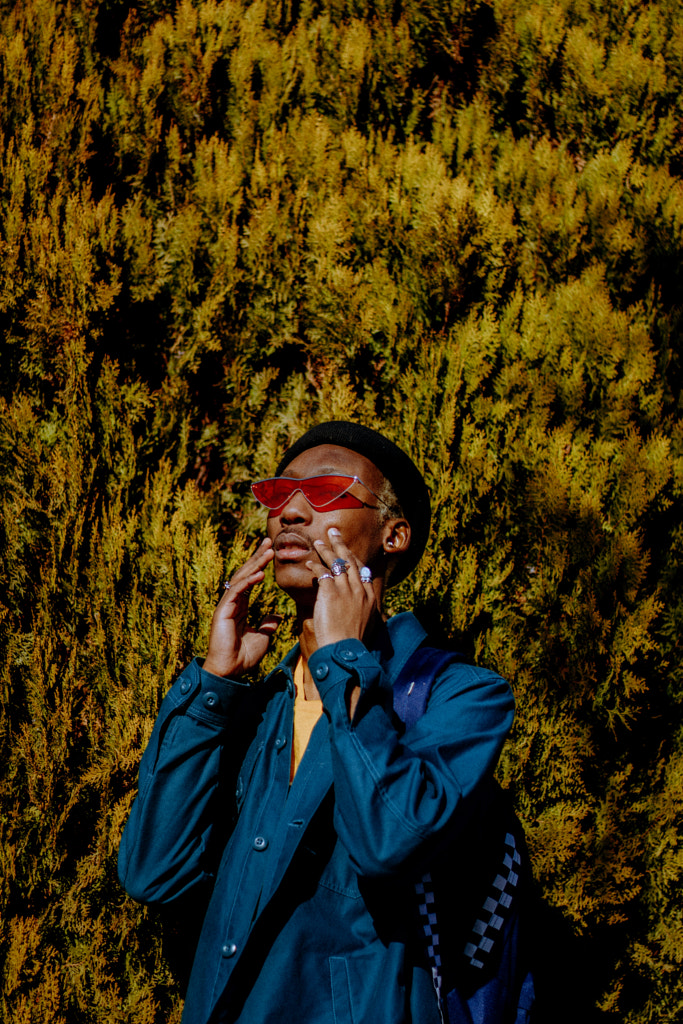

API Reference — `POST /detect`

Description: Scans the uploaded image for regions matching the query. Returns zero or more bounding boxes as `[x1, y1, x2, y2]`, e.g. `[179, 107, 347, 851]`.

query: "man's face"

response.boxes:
[265, 444, 389, 599]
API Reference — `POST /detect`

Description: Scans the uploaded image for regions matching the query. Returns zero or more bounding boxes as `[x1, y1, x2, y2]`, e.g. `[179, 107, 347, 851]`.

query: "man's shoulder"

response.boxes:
[384, 619, 513, 722]
[384, 613, 508, 685]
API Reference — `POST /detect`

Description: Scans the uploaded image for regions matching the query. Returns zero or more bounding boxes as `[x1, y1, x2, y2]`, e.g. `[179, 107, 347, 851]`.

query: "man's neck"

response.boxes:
[297, 615, 320, 700]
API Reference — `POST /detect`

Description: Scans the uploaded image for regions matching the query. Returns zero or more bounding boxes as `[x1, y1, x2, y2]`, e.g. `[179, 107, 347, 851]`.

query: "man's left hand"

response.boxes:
[305, 528, 380, 651]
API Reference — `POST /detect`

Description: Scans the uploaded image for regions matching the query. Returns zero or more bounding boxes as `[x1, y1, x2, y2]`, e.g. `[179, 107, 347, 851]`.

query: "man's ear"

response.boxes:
[382, 518, 411, 556]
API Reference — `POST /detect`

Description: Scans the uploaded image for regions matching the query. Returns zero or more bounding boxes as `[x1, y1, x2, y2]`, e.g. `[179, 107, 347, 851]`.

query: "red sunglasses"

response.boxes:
[251, 474, 388, 514]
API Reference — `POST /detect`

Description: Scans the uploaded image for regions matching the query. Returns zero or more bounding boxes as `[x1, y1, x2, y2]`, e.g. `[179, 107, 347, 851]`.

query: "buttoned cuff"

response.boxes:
[308, 639, 382, 709]
[167, 657, 251, 725]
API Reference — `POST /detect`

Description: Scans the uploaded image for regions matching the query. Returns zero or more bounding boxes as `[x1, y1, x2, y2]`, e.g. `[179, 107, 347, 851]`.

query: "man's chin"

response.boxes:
[273, 561, 316, 598]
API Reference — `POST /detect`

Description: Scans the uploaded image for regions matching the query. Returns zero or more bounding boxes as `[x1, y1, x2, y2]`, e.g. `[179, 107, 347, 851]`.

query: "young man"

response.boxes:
[118, 421, 532, 1024]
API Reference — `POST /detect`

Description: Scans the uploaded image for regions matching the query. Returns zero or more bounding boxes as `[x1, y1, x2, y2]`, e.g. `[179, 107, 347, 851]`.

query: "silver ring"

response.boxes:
[359, 566, 373, 583]
[318, 573, 334, 581]
[331, 559, 348, 576]
[223, 581, 231, 590]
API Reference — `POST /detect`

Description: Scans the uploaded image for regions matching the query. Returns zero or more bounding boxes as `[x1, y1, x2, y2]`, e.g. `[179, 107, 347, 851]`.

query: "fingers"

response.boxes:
[204, 543, 278, 678]
[240, 616, 283, 667]
[307, 528, 376, 601]
[231, 537, 274, 582]
[305, 528, 378, 650]
[220, 538, 274, 606]
[256, 614, 283, 637]
[305, 563, 337, 585]
[311, 529, 365, 586]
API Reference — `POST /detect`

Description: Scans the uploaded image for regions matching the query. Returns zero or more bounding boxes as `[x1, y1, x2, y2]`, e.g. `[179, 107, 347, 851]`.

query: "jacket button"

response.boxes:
[340, 649, 357, 661]
[221, 942, 237, 958]
[253, 836, 268, 851]
[204, 691, 218, 708]
[274, 736, 286, 750]
[315, 663, 329, 680]
[179, 679, 191, 695]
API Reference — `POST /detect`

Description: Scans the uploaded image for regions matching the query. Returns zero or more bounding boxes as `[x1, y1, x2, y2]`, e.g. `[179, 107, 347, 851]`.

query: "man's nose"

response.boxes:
[278, 489, 313, 523]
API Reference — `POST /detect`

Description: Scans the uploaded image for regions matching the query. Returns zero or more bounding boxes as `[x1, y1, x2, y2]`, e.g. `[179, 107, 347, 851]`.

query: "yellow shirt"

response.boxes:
[290, 657, 323, 781]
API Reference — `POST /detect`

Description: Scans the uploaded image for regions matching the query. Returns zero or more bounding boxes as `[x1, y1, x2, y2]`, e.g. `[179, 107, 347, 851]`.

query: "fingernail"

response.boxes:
[328, 528, 341, 536]
[314, 539, 324, 546]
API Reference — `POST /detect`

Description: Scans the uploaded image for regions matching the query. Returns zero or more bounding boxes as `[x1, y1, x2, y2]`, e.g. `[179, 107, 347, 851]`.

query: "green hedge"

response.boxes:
[1, 0, 681, 1020]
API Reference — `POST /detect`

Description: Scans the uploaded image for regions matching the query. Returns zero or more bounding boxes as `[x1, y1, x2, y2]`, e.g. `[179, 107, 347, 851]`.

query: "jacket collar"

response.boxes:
[374, 612, 428, 683]
[265, 611, 427, 691]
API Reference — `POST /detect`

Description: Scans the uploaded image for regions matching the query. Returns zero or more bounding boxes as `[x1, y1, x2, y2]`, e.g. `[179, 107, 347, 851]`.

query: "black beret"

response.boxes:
[275, 420, 430, 586]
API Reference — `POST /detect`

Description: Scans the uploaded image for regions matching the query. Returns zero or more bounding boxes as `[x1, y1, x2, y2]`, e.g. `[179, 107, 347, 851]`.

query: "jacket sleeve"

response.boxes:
[117, 658, 258, 905]
[309, 639, 514, 878]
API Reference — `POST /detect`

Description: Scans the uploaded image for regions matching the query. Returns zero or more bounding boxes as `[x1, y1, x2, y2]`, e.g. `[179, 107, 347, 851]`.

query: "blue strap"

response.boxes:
[392, 645, 463, 729]
[391, 644, 464, 1024]
[392, 644, 535, 1024]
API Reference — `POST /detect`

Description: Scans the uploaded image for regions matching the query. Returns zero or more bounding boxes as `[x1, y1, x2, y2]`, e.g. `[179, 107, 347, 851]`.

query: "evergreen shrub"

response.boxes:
[1, 0, 681, 1020]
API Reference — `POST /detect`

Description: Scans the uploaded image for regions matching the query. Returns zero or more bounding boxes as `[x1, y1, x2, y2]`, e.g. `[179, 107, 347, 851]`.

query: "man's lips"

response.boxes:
[273, 531, 312, 561]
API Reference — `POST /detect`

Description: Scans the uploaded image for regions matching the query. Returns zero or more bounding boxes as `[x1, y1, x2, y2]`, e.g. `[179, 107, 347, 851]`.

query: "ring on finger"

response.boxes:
[331, 559, 348, 576]
[359, 566, 373, 583]
[318, 573, 334, 581]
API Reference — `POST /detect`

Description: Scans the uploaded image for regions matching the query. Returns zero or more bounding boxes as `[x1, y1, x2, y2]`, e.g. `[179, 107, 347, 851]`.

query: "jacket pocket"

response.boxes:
[329, 957, 355, 1024]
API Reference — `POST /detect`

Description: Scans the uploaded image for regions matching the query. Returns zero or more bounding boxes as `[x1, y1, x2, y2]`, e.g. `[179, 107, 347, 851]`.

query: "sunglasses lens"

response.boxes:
[251, 479, 293, 508]
[301, 476, 355, 507]
[251, 476, 360, 510]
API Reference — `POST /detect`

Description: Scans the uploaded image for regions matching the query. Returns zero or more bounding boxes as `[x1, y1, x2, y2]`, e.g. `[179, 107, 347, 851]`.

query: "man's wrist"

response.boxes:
[308, 639, 379, 703]
[201, 655, 231, 678]
[202, 648, 247, 678]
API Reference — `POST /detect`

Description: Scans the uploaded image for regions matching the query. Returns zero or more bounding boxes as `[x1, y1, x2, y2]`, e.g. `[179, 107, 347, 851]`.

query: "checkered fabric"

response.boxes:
[414, 831, 522, 1021]
[463, 831, 521, 969]
[395, 647, 526, 1019]
[414, 873, 445, 1023]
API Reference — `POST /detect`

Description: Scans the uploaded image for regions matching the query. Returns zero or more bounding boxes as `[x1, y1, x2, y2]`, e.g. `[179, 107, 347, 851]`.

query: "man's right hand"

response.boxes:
[202, 538, 281, 678]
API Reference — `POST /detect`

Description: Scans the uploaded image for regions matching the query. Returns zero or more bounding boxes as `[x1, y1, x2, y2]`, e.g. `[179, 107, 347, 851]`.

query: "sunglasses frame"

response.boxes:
[251, 474, 390, 512]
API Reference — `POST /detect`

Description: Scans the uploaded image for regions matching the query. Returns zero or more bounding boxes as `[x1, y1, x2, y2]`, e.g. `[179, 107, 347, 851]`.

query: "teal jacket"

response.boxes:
[118, 613, 515, 1024]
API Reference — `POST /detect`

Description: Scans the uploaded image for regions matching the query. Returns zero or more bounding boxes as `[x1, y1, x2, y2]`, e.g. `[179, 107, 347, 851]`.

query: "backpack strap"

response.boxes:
[392, 644, 533, 1024]
[392, 644, 464, 1024]
[392, 645, 463, 730]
